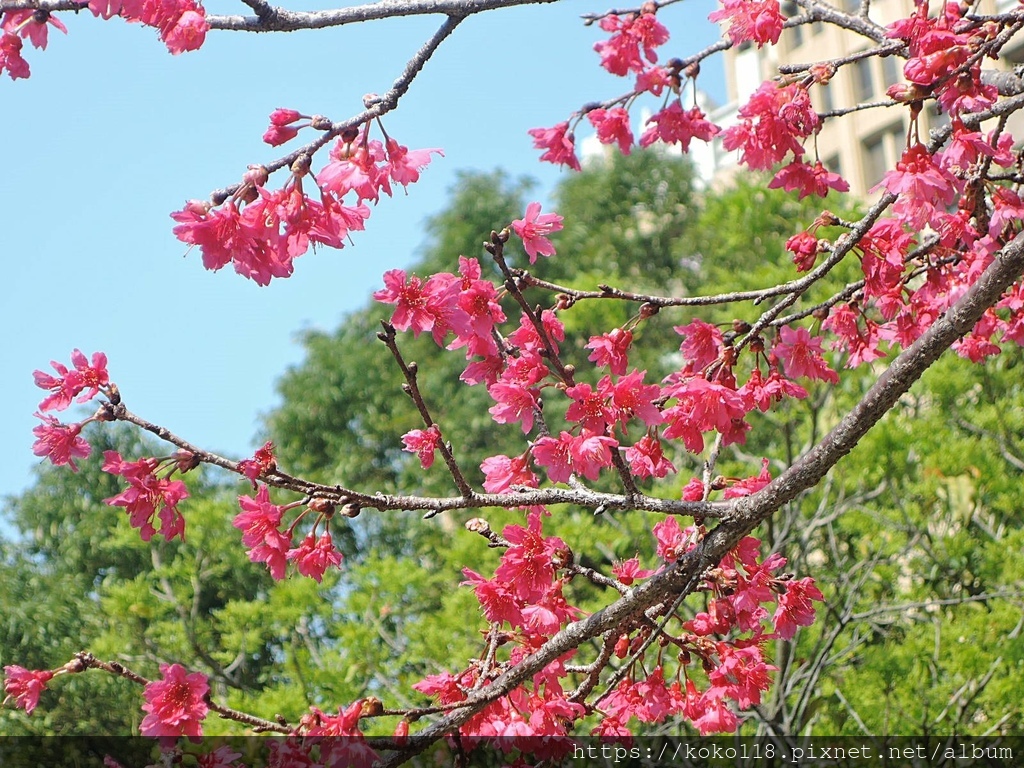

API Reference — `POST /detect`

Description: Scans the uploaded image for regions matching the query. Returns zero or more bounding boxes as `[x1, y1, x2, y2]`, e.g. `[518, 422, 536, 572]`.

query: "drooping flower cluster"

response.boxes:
[1, 0, 206, 79]
[103, 451, 192, 542]
[2, 665, 55, 714]
[708, 0, 785, 47]
[30, 350, 112, 472]
[233, 485, 344, 582]
[887, 0, 997, 118]
[172, 123, 441, 285]
[721, 81, 820, 172]
[531, 6, 721, 164]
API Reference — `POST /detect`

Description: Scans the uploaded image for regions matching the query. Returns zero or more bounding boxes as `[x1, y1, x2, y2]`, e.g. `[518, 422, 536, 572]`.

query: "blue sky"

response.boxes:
[1, 0, 722, 506]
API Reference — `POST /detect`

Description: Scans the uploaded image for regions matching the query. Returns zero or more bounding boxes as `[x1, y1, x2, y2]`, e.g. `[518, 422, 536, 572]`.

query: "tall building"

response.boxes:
[691, 0, 1024, 196]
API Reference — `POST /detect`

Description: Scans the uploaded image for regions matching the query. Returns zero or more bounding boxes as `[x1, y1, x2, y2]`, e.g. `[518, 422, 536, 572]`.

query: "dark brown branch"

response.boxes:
[378, 321, 476, 500]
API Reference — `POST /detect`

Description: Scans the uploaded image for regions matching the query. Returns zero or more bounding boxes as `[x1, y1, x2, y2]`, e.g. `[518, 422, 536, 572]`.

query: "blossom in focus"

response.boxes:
[140, 663, 209, 738]
[103, 451, 189, 542]
[234, 485, 292, 580]
[511, 202, 564, 263]
[402, 425, 442, 469]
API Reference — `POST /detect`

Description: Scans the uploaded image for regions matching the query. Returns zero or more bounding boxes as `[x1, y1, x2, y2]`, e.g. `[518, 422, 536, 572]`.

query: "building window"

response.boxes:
[852, 58, 874, 103]
[823, 154, 843, 179]
[882, 55, 900, 89]
[819, 83, 834, 114]
[862, 123, 906, 188]
[782, 1, 803, 47]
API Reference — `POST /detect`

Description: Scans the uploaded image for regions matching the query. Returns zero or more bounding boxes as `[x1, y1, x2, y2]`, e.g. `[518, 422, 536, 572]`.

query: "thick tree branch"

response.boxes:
[378, 230, 1024, 765]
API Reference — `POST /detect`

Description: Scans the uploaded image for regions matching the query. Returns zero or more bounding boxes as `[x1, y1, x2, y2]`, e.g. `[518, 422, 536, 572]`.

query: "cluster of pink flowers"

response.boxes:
[379, 211, 843, 491]
[2, 665, 55, 714]
[30, 351, 110, 472]
[0, 8, 64, 79]
[721, 81, 820, 172]
[708, 0, 785, 47]
[103, 451, 192, 542]
[407, 512, 822, 746]
[887, 0, 997, 117]
[233, 485, 344, 582]
[172, 123, 441, 285]
[1, 0, 205, 79]
[530, 8, 720, 165]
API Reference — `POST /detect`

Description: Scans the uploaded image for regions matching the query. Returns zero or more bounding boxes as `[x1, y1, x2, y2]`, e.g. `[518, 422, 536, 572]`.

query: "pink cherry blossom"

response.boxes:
[0, 32, 30, 80]
[722, 457, 772, 498]
[571, 432, 619, 480]
[462, 568, 524, 626]
[662, 376, 751, 452]
[587, 107, 634, 154]
[873, 143, 959, 229]
[33, 349, 110, 412]
[612, 557, 655, 585]
[507, 309, 565, 356]
[653, 516, 697, 562]
[373, 269, 459, 338]
[768, 159, 849, 199]
[774, 325, 840, 383]
[682, 476, 705, 501]
[103, 451, 190, 542]
[32, 414, 90, 471]
[140, 663, 209, 738]
[234, 485, 292, 580]
[709, 0, 784, 46]
[721, 82, 819, 171]
[287, 531, 344, 582]
[3, 665, 54, 714]
[786, 230, 820, 272]
[528, 122, 581, 171]
[593, 12, 669, 76]
[532, 432, 576, 484]
[2, 9, 67, 50]
[674, 319, 723, 372]
[740, 366, 808, 412]
[488, 380, 541, 434]
[385, 138, 443, 187]
[586, 328, 633, 375]
[511, 202, 564, 263]
[565, 381, 614, 433]
[639, 102, 719, 152]
[237, 440, 277, 486]
[604, 370, 663, 427]
[495, 510, 568, 602]
[624, 434, 676, 479]
[480, 453, 538, 494]
[163, 7, 207, 54]
[773, 576, 825, 639]
[401, 424, 442, 469]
